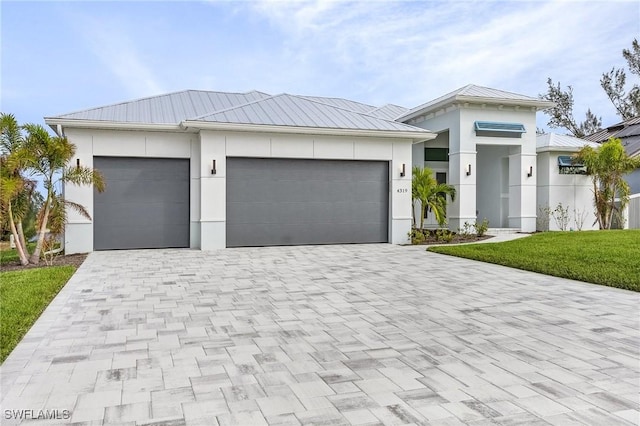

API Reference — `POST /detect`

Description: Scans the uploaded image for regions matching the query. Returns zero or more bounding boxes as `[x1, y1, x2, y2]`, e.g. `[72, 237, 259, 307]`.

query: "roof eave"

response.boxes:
[181, 120, 437, 143]
[44, 118, 190, 133]
[536, 146, 585, 153]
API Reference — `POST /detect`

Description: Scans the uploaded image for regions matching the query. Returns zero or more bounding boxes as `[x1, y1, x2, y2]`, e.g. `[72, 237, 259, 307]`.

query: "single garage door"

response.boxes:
[93, 157, 190, 250]
[227, 158, 388, 247]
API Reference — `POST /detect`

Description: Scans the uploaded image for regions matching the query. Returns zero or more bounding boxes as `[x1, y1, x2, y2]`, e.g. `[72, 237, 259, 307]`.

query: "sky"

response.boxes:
[2, 0, 639, 134]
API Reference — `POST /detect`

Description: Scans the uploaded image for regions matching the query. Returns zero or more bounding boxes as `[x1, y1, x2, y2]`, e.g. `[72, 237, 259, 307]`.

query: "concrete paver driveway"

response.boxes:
[1, 245, 638, 425]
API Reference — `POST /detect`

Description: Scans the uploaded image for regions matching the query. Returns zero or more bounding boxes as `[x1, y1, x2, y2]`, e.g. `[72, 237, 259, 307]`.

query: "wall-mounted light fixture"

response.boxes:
[400, 163, 406, 177]
[466, 164, 472, 176]
[527, 166, 533, 178]
[211, 159, 217, 175]
[76, 158, 81, 169]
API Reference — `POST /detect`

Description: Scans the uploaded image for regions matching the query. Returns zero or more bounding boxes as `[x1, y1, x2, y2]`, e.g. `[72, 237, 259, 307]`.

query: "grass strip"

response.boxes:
[428, 230, 640, 291]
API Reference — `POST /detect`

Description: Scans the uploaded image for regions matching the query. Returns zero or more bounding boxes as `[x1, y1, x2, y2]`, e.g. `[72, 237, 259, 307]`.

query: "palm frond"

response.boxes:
[64, 199, 92, 221]
[63, 166, 106, 191]
[0, 113, 23, 154]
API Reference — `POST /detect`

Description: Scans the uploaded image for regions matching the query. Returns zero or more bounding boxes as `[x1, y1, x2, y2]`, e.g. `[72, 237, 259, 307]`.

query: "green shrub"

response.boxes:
[435, 228, 454, 243]
[474, 218, 489, 237]
[409, 229, 426, 245]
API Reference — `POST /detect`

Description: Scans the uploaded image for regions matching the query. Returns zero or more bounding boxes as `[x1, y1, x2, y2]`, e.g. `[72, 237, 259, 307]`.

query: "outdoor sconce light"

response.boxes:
[466, 164, 472, 176]
[527, 166, 533, 178]
[211, 159, 217, 175]
[76, 158, 80, 169]
[400, 163, 406, 177]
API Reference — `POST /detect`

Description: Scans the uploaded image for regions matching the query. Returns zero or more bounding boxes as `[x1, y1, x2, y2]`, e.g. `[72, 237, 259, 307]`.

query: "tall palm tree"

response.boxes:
[576, 137, 640, 229]
[412, 166, 456, 229]
[0, 113, 32, 265]
[15, 124, 105, 264]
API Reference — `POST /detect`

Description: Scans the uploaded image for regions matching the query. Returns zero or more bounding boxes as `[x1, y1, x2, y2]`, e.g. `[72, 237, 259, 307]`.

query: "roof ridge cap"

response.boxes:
[291, 94, 419, 127]
[189, 93, 288, 120]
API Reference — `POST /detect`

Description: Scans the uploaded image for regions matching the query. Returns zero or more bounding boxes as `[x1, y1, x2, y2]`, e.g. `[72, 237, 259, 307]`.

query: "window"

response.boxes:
[558, 155, 587, 174]
[474, 121, 526, 138]
[425, 148, 449, 162]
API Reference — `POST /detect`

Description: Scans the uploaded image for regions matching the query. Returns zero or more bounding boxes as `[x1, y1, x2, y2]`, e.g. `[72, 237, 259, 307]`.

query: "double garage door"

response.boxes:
[94, 157, 388, 250]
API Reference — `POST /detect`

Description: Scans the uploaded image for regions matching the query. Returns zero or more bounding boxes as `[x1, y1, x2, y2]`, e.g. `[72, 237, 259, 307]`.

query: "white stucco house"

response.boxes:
[46, 84, 603, 254]
[46, 91, 436, 253]
[405, 85, 553, 231]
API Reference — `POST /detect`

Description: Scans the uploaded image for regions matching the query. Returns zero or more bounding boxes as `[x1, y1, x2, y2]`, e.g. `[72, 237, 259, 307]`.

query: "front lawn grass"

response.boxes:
[428, 230, 640, 291]
[0, 243, 36, 265]
[0, 266, 76, 362]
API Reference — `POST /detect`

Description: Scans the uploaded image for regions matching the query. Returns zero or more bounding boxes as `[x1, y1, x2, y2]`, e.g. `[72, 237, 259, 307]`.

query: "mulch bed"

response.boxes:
[412, 229, 494, 245]
[1, 254, 88, 273]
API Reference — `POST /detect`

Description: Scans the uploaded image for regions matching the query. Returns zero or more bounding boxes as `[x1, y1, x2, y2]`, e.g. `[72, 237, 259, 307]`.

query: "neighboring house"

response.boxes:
[584, 116, 640, 229]
[535, 133, 600, 231]
[45, 91, 435, 253]
[584, 116, 640, 194]
[402, 85, 553, 232]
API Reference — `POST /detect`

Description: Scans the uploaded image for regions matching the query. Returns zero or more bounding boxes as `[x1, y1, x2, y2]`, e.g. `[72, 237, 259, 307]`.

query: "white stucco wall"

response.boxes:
[536, 150, 598, 231]
[64, 127, 414, 253]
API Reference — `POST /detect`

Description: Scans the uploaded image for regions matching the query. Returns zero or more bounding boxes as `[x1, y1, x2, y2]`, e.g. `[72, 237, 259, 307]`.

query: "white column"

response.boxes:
[391, 141, 413, 244]
[448, 149, 477, 230]
[199, 131, 227, 250]
[509, 146, 537, 232]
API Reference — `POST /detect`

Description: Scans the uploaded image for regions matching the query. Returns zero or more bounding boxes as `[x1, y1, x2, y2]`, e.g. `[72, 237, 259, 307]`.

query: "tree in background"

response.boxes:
[541, 38, 639, 136]
[1, 114, 105, 265]
[575, 138, 640, 229]
[412, 166, 456, 229]
[540, 79, 602, 138]
[601, 39, 640, 120]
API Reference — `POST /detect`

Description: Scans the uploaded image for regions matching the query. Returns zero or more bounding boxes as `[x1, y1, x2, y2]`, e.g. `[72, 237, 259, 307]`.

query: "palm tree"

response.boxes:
[0, 113, 32, 265]
[412, 166, 456, 229]
[575, 137, 640, 229]
[14, 124, 105, 264]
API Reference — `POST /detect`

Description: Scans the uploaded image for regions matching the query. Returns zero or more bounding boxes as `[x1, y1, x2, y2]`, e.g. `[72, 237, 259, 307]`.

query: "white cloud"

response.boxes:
[242, 0, 638, 127]
[70, 14, 165, 98]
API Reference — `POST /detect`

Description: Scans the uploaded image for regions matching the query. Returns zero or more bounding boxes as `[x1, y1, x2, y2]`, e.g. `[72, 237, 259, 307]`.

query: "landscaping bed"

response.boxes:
[409, 227, 492, 245]
[1, 252, 87, 272]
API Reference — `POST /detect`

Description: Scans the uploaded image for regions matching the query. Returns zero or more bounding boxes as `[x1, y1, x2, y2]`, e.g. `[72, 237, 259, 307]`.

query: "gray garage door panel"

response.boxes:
[94, 157, 189, 250]
[226, 158, 388, 247]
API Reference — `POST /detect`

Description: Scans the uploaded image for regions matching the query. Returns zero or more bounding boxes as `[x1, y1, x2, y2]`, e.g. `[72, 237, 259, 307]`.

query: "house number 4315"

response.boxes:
[396, 188, 409, 193]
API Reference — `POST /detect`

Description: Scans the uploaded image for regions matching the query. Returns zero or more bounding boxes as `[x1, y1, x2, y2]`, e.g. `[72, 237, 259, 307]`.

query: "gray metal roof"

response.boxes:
[192, 94, 427, 133]
[300, 95, 375, 114]
[584, 116, 640, 156]
[48, 90, 271, 124]
[366, 104, 409, 120]
[536, 133, 600, 152]
[399, 84, 554, 122]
